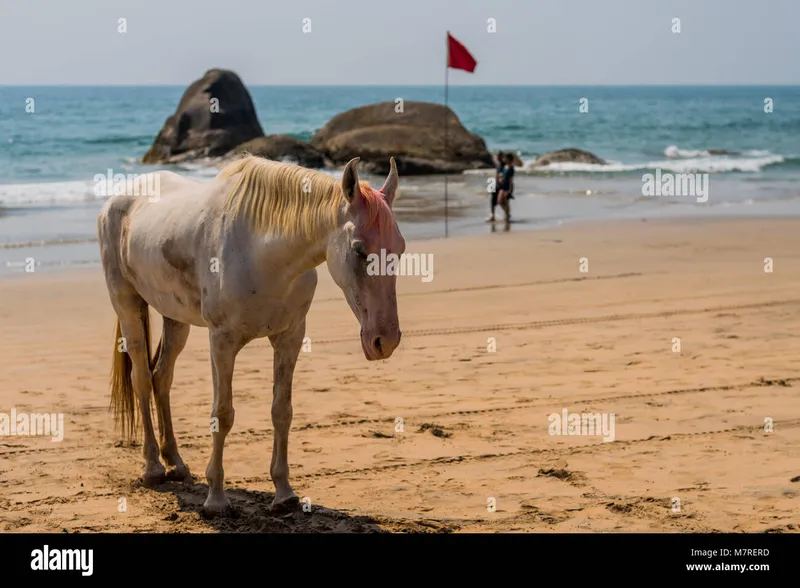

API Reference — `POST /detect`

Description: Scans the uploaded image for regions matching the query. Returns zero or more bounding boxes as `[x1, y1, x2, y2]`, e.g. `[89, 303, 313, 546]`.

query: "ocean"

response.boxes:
[1, 85, 799, 275]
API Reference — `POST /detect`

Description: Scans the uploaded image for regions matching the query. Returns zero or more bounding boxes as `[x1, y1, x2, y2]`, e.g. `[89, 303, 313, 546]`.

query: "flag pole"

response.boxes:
[444, 31, 449, 238]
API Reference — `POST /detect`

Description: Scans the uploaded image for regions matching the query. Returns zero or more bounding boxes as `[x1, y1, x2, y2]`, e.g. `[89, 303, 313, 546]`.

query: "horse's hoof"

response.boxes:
[165, 464, 193, 483]
[202, 496, 234, 519]
[140, 467, 166, 488]
[201, 504, 234, 519]
[271, 494, 299, 513]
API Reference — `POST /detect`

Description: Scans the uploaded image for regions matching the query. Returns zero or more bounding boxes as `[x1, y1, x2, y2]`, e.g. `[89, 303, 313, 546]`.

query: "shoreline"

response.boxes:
[2, 156, 800, 279]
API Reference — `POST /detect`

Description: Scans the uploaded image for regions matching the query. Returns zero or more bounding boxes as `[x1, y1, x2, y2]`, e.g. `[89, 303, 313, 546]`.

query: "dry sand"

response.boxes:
[1, 217, 799, 533]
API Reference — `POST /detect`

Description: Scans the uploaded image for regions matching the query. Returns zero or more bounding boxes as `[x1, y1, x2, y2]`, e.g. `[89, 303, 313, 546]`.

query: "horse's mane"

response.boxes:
[217, 155, 390, 240]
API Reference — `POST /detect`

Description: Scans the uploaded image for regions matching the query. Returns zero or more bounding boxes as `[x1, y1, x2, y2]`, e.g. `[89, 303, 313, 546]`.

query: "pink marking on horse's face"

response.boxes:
[328, 158, 404, 361]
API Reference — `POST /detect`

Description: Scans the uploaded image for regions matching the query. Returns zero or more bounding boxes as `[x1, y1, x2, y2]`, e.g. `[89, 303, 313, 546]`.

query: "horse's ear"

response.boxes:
[380, 157, 399, 207]
[341, 157, 361, 204]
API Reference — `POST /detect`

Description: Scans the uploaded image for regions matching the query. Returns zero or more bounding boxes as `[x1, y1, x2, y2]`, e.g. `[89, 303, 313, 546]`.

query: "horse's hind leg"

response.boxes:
[152, 317, 192, 482]
[117, 297, 166, 487]
[98, 202, 163, 486]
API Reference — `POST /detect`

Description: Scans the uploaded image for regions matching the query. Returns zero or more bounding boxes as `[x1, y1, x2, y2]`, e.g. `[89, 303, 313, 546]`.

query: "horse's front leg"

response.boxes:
[267, 318, 305, 511]
[202, 328, 242, 518]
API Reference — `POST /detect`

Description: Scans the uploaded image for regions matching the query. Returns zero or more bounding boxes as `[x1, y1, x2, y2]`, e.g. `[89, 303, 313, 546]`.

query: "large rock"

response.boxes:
[143, 69, 264, 164]
[529, 148, 606, 168]
[233, 135, 326, 168]
[310, 101, 493, 175]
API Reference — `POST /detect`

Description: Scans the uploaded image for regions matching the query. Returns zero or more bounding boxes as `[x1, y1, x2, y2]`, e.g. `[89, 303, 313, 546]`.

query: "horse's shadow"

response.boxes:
[149, 479, 388, 533]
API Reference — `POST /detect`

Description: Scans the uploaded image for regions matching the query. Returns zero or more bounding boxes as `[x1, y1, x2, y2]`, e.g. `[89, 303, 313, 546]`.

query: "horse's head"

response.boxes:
[327, 157, 405, 361]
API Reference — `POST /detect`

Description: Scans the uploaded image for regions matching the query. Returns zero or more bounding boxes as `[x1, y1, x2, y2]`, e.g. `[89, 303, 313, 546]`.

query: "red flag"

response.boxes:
[447, 32, 477, 73]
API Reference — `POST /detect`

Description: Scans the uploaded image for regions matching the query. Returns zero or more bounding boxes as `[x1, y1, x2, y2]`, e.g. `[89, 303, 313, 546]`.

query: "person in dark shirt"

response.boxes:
[488, 151, 506, 222]
[497, 152, 515, 222]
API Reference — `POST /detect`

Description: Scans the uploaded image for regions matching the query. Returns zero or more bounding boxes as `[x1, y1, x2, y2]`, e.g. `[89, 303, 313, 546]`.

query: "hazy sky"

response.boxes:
[0, 0, 797, 85]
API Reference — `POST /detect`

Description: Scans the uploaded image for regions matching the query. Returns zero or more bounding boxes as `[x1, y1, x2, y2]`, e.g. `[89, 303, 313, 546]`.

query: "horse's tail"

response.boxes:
[110, 308, 155, 443]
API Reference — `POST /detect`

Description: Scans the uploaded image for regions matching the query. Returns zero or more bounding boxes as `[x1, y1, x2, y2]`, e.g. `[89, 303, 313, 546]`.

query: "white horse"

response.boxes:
[97, 155, 404, 516]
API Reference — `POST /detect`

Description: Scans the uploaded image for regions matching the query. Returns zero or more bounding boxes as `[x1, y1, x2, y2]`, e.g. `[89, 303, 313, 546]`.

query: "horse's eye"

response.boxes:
[352, 241, 368, 259]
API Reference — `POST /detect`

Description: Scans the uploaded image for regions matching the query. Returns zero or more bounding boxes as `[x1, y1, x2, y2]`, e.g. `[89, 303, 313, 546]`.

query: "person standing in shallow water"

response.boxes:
[496, 152, 515, 223]
[487, 151, 506, 222]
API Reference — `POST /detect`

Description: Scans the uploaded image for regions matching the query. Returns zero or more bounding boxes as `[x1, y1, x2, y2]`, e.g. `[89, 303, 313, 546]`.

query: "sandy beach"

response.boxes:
[1, 217, 799, 533]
